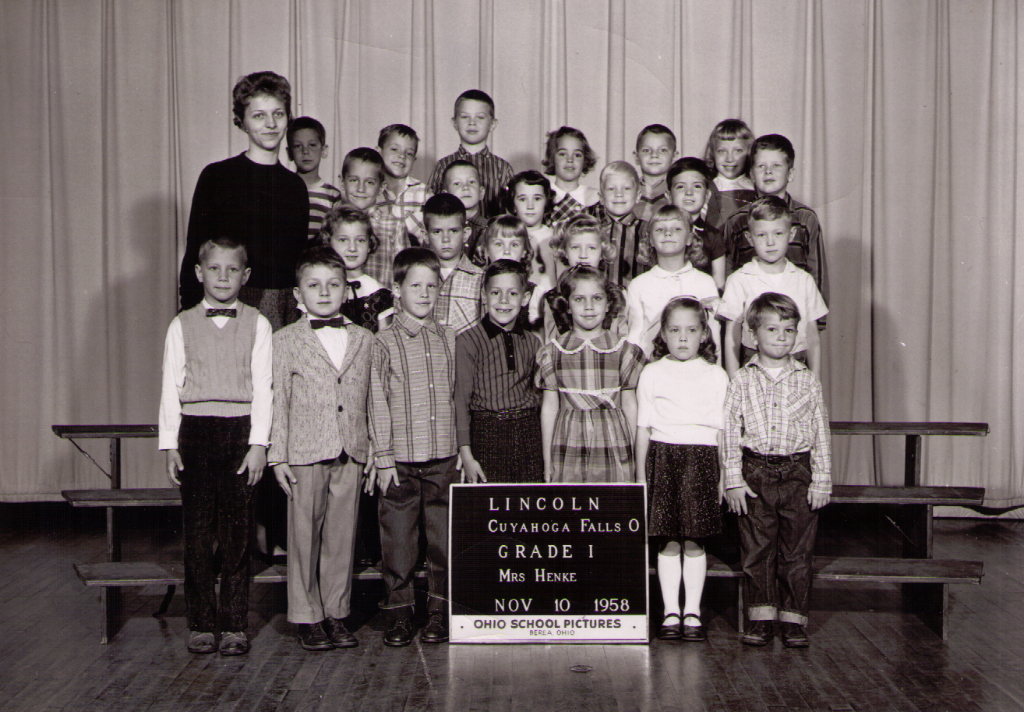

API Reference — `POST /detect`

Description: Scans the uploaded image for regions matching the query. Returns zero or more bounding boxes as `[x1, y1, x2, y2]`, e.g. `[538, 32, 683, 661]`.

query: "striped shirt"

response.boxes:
[368, 311, 457, 468]
[586, 203, 649, 288]
[722, 356, 831, 494]
[633, 175, 669, 222]
[363, 204, 410, 286]
[435, 255, 484, 335]
[306, 179, 341, 241]
[378, 178, 431, 243]
[454, 316, 542, 447]
[428, 145, 514, 219]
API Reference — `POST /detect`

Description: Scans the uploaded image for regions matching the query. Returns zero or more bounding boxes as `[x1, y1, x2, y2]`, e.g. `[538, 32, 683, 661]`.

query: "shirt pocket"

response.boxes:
[784, 390, 814, 422]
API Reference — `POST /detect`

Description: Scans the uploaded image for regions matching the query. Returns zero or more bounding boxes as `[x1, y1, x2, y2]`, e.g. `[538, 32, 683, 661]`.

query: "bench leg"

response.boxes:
[100, 586, 122, 644]
[154, 585, 176, 617]
[902, 581, 947, 640]
[736, 581, 744, 634]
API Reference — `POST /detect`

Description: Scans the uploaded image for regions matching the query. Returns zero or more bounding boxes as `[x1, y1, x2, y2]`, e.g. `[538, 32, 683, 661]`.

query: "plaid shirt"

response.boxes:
[435, 255, 484, 335]
[633, 175, 669, 222]
[586, 203, 649, 288]
[378, 178, 431, 243]
[428, 145, 514, 218]
[722, 356, 831, 494]
[363, 204, 409, 286]
[368, 311, 457, 468]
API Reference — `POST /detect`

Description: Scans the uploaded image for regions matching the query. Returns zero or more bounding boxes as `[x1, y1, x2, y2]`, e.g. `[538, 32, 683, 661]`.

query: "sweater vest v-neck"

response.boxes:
[179, 303, 258, 417]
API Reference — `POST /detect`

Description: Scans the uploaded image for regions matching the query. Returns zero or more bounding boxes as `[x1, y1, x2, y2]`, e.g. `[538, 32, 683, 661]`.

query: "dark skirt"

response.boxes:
[471, 408, 544, 483]
[646, 441, 722, 539]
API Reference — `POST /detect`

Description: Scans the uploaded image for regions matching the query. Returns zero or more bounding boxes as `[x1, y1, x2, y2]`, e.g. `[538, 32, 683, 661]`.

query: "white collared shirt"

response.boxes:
[308, 313, 349, 371]
[625, 263, 719, 357]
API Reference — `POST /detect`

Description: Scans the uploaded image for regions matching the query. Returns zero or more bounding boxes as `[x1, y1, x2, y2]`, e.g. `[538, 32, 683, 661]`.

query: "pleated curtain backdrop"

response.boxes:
[1, 0, 1021, 507]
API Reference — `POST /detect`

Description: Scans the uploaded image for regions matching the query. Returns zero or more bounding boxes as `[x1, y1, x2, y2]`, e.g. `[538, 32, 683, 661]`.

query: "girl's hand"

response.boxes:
[459, 447, 487, 483]
[543, 468, 553, 483]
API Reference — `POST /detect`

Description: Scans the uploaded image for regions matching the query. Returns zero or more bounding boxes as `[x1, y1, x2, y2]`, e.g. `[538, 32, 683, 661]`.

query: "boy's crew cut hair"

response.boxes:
[377, 123, 420, 152]
[475, 215, 535, 268]
[599, 160, 640, 188]
[550, 264, 626, 331]
[454, 89, 495, 117]
[667, 156, 714, 186]
[751, 133, 796, 168]
[441, 159, 480, 185]
[651, 296, 717, 364]
[748, 195, 792, 224]
[342, 147, 385, 179]
[393, 246, 442, 285]
[636, 124, 677, 152]
[198, 236, 248, 267]
[232, 71, 293, 129]
[287, 116, 326, 145]
[294, 244, 347, 284]
[484, 258, 531, 292]
[541, 126, 598, 177]
[745, 291, 802, 332]
[638, 204, 706, 269]
[549, 213, 617, 267]
[505, 170, 554, 215]
[702, 118, 755, 176]
[318, 204, 380, 256]
[423, 193, 468, 224]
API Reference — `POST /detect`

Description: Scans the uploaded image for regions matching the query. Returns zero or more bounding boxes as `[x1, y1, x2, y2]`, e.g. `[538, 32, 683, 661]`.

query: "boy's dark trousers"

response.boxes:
[737, 450, 817, 627]
[178, 414, 256, 632]
[377, 455, 458, 620]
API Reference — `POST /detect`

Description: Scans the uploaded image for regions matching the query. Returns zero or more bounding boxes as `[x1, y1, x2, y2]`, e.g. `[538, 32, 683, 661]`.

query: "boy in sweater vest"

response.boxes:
[159, 236, 272, 656]
[268, 246, 373, 651]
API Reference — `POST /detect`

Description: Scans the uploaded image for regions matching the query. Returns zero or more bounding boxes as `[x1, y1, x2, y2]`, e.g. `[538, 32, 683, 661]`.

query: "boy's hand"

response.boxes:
[273, 464, 297, 498]
[376, 466, 400, 495]
[165, 450, 184, 486]
[808, 490, 831, 510]
[237, 445, 267, 486]
[725, 484, 758, 516]
[363, 460, 377, 495]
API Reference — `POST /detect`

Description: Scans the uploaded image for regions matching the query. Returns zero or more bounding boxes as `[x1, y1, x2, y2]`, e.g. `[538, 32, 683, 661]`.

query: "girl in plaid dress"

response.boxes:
[537, 265, 644, 483]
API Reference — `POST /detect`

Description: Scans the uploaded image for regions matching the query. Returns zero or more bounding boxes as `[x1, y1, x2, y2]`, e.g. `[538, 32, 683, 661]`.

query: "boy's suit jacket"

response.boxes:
[269, 319, 373, 466]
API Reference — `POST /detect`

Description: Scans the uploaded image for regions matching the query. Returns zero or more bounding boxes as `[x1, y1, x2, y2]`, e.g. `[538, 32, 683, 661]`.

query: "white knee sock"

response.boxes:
[657, 553, 682, 617]
[682, 552, 707, 619]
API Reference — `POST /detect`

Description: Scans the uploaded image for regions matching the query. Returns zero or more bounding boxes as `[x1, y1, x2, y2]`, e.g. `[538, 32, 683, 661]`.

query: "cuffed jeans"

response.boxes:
[737, 450, 817, 626]
[378, 455, 458, 618]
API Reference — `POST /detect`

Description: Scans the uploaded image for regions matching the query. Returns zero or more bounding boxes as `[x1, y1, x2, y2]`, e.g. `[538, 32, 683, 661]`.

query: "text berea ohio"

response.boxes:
[449, 483, 648, 644]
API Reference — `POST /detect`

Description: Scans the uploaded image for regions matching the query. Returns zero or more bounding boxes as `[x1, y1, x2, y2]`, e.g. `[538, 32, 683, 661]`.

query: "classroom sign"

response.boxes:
[449, 483, 648, 644]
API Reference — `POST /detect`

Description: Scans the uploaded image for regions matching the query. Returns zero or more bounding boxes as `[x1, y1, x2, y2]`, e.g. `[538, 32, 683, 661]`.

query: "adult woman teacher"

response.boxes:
[178, 71, 309, 330]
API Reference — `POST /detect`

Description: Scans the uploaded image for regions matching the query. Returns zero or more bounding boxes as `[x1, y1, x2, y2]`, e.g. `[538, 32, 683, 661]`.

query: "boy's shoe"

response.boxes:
[219, 631, 250, 656]
[383, 617, 415, 647]
[741, 620, 774, 646]
[323, 617, 358, 648]
[297, 622, 334, 651]
[187, 631, 217, 654]
[780, 622, 809, 648]
[657, 614, 683, 640]
[421, 613, 449, 644]
[681, 614, 706, 642]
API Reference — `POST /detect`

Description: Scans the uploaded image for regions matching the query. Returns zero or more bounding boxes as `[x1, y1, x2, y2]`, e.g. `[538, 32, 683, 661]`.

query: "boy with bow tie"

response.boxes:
[268, 245, 374, 651]
[159, 236, 273, 656]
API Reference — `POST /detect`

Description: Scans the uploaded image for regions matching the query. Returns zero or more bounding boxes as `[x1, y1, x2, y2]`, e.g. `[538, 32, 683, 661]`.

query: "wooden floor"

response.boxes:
[1, 504, 1022, 711]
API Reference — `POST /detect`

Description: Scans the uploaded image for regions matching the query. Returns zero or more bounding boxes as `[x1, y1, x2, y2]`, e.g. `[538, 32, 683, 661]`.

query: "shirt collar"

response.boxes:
[739, 258, 795, 276]
[457, 144, 491, 159]
[481, 313, 523, 338]
[394, 309, 439, 336]
[202, 298, 239, 310]
[746, 353, 806, 374]
[650, 263, 695, 278]
[640, 174, 668, 195]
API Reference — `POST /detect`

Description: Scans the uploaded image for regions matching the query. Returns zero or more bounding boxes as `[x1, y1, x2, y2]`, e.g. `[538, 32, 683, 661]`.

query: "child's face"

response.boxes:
[452, 99, 495, 147]
[395, 264, 439, 320]
[564, 231, 603, 268]
[569, 278, 608, 334]
[634, 133, 675, 178]
[512, 183, 547, 228]
[662, 307, 705, 362]
[649, 218, 691, 258]
[444, 165, 482, 211]
[749, 217, 794, 265]
[342, 160, 382, 210]
[713, 137, 749, 180]
[289, 128, 326, 176]
[294, 264, 346, 319]
[669, 170, 710, 217]
[553, 136, 586, 183]
[426, 214, 468, 263]
[327, 221, 370, 273]
[194, 246, 250, 305]
[753, 313, 798, 362]
[600, 172, 638, 217]
[751, 148, 793, 196]
[485, 273, 528, 329]
[379, 132, 417, 180]
[241, 94, 287, 152]
[487, 234, 526, 264]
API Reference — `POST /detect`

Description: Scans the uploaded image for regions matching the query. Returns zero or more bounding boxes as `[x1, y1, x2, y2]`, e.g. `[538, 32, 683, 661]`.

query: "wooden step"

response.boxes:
[63, 488, 181, 507]
[829, 485, 984, 506]
[72, 561, 418, 587]
[666, 555, 983, 585]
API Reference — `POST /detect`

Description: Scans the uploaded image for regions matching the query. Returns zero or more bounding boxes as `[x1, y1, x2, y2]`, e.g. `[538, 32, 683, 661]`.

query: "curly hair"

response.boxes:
[548, 265, 626, 334]
[637, 204, 707, 270]
[232, 71, 292, 129]
[549, 213, 616, 269]
[541, 127, 598, 177]
[651, 296, 717, 364]
[318, 204, 380, 257]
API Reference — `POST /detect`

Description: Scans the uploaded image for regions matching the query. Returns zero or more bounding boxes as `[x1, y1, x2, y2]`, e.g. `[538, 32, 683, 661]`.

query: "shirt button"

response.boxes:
[430, 416, 435, 421]
[771, 426, 776, 430]
[338, 405, 344, 412]
[337, 377, 342, 384]
[428, 383, 434, 389]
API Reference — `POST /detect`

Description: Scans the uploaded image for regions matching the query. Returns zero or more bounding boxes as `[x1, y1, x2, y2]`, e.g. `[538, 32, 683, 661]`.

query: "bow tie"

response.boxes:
[206, 308, 236, 318]
[310, 317, 346, 330]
